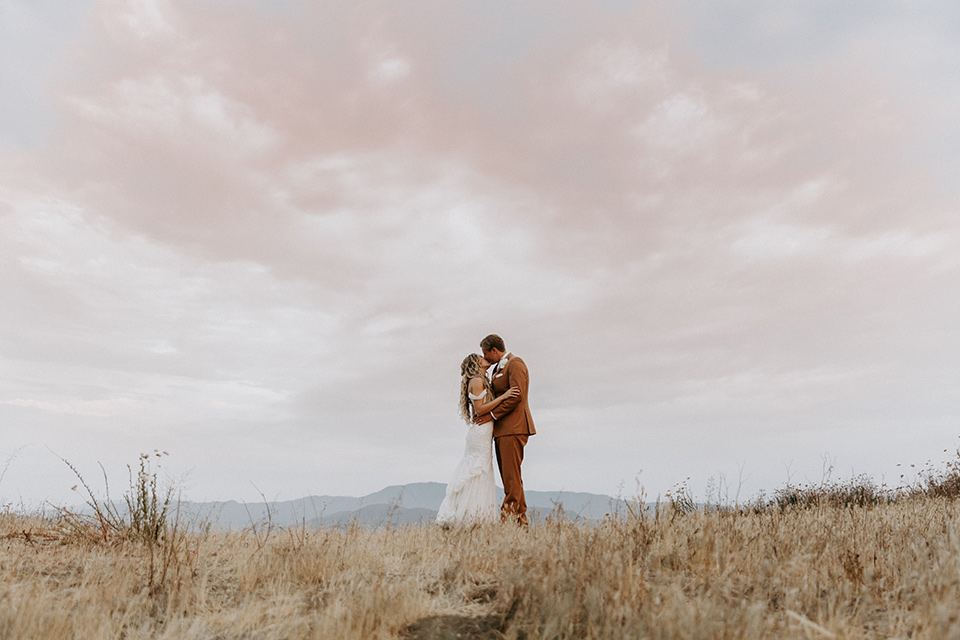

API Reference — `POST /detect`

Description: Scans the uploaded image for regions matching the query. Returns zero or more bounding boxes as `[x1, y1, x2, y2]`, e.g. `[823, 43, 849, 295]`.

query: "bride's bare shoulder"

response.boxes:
[467, 377, 486, 393]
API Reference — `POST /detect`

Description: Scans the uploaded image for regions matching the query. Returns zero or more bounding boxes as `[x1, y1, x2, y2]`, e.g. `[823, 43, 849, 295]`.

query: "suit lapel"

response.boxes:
[492, 355, 510, 394]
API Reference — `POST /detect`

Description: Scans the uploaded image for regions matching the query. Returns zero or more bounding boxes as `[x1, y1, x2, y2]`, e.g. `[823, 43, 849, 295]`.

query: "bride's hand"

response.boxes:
[504, 388, 520, 399]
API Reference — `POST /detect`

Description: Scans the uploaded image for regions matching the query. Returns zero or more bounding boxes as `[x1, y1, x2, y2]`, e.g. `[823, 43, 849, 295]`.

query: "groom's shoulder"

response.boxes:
[509, 354, 528, 368]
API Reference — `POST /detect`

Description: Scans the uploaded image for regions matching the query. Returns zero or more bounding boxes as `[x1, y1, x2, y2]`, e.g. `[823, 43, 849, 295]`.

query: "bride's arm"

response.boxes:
[469, 378, 518, 416]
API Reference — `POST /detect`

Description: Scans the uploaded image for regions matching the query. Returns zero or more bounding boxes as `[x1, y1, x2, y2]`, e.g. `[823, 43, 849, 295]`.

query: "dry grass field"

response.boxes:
[3, 457, 960, 639]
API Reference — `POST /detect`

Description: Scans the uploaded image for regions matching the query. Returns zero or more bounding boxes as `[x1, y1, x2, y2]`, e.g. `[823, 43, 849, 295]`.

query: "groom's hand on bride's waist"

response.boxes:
[474, 413, 493, 425]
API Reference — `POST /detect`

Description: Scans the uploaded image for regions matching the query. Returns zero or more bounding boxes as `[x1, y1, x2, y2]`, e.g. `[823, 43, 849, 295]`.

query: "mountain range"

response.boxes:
[178, 482, 636, 529]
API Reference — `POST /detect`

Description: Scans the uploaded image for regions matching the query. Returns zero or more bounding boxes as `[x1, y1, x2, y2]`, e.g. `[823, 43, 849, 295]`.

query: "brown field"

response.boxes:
[3, 480, 960, 640]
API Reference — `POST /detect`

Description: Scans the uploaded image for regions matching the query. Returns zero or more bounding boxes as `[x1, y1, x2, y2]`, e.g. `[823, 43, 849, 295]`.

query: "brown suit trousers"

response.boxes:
[495, 434, 528, 525]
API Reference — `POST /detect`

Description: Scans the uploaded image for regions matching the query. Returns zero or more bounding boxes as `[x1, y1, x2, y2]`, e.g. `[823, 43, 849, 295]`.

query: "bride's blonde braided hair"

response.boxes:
[459, 353, 493, 423]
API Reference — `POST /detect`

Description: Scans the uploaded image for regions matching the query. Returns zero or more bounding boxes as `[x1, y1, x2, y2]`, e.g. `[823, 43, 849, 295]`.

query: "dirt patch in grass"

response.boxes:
[403, 614, 504, 640]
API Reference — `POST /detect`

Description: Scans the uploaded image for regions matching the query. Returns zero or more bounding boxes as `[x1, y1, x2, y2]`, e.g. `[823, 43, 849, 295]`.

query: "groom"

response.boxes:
[479, 334, 536, 526]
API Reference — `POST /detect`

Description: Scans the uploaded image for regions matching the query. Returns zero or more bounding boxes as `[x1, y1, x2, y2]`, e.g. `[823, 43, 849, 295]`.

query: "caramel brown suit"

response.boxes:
[489, 354, 535, 524]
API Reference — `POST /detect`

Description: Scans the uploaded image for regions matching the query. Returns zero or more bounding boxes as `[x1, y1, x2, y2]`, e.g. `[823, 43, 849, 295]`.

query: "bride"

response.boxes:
[436, 353, 518, 525]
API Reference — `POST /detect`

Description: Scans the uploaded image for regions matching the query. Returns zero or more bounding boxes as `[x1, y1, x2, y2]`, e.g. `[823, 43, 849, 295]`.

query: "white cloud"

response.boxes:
[634, 92, 724, 152]
[3, 397, 137, 418]
[371, 56, 411, 85]
[842, 231, 950, 263]
[576, 42, 671, 113]
[68, 74, 279, 153]
[731, 219, 832, 260]
[113, 0, 173, 38]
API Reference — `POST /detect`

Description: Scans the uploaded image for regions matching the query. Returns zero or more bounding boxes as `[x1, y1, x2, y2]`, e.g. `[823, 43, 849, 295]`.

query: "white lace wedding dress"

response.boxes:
[436, 389, 497, 525]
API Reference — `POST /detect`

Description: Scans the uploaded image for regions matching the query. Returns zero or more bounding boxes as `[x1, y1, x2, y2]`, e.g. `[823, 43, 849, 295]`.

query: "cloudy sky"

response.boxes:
[2, 0, 958, 507]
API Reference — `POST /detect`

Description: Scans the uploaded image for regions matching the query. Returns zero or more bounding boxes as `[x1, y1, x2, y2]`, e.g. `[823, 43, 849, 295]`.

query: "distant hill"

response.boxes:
[178, 482, 637, 529]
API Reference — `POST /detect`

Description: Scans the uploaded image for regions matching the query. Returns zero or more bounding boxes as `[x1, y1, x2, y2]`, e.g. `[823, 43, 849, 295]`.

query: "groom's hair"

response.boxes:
[480, 334, 505, 352]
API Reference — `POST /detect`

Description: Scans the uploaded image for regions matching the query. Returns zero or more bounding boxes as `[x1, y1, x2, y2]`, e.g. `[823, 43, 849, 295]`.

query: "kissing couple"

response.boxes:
[436, 334, 536, 527]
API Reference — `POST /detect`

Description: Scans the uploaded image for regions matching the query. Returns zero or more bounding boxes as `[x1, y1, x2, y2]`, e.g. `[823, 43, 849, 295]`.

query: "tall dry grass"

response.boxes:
[3, 455, 960, 639]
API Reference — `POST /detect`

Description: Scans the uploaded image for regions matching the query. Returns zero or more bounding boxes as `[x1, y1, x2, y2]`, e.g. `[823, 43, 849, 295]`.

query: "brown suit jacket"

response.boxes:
[490, 354, 536, 438]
